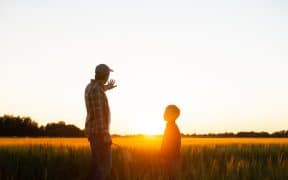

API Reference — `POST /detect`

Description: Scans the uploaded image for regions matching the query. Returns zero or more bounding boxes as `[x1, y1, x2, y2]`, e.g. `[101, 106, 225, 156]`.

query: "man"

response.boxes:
[85, 64, 116, 180]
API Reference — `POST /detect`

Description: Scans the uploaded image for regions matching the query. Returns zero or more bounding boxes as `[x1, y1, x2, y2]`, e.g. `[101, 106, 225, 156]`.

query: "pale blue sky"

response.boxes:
[1, 0, 288, 134]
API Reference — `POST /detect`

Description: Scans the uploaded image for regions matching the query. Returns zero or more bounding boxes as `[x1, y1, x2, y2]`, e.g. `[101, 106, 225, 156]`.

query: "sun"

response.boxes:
[134, 122, 164, 135]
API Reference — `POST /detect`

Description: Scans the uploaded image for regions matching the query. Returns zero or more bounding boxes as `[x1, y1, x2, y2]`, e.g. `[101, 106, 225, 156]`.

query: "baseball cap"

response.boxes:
[95, 64, 113, 74]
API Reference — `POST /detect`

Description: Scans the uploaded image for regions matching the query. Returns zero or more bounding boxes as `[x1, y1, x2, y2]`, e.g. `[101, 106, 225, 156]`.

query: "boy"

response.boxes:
[160, 104, 181, 180]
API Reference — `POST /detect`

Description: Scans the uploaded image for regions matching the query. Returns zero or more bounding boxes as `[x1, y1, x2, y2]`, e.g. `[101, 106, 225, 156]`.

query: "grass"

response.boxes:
[0, 137, 288, 180]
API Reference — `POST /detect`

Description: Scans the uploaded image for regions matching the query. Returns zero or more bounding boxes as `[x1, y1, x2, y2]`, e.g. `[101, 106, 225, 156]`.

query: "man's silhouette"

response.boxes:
[85, 64, 116, 180]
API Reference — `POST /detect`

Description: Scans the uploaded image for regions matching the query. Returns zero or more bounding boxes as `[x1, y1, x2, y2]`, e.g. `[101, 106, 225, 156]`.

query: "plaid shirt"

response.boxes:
[85, 79, 111, 143]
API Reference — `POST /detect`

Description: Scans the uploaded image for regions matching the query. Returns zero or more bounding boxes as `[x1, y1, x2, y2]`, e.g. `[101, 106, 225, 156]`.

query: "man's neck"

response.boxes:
[97, 79, 105, 84]
[92, 79, 105, 87]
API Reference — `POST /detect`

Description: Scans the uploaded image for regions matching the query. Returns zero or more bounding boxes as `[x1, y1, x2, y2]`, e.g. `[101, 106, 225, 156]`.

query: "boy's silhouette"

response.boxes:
[160, 104, 181, 180]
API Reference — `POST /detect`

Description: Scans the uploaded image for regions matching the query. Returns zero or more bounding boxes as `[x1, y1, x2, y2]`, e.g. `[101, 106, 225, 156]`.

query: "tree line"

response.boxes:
[0, 115, 85, 137]
[0, 115, 288, 137]
[184, 131, 288, 138]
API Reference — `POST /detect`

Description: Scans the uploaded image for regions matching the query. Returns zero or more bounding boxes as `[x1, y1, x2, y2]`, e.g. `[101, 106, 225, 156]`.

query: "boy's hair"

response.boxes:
[164, 104, 180, 122]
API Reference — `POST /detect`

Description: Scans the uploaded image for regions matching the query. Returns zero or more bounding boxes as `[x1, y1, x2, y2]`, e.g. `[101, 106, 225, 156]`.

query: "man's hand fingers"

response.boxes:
[110, 85, 117, 89]
[105, 79, 116, 90]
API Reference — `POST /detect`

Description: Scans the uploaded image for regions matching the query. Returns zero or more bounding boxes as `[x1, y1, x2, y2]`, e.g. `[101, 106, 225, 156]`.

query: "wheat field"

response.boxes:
[0, 137, 288, 180]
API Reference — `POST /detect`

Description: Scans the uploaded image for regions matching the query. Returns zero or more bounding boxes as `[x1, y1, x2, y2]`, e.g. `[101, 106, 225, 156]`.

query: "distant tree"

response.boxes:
[0, 115, 40, 136]
[236, 131, 270, 137]
[45, 121, 85, 137]
[272, 130, 288, 137]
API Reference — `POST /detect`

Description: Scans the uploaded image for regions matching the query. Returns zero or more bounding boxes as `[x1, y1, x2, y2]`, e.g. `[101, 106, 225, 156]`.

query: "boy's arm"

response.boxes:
[160, 127, 168, 156]
[175, 126, 181, 157]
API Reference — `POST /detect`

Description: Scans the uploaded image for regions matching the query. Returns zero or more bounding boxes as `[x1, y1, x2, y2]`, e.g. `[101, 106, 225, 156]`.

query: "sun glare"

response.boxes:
[134, 122, 164, 136]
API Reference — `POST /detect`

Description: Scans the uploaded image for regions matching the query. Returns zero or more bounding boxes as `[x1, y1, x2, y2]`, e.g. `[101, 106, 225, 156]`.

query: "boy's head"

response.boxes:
[164, 104, 180, 123]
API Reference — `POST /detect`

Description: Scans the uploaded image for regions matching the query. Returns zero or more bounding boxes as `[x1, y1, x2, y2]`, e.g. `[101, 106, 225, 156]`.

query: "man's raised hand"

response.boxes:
[105, 79, 117, 91]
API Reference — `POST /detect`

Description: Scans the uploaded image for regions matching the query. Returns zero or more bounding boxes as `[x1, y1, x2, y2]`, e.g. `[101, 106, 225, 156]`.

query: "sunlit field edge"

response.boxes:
[1, 137, 288, 148]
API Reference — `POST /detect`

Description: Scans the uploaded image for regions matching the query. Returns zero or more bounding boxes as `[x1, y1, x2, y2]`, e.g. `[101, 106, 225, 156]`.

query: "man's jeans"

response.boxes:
[87, 135, 112, 180]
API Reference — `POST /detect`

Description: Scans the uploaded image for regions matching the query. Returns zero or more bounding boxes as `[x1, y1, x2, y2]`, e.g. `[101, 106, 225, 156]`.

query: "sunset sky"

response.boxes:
[1, 0, 288, 134]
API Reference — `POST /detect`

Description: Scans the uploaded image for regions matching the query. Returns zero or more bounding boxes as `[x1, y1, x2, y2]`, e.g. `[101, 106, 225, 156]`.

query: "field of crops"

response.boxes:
[1, 137, 288, 180]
